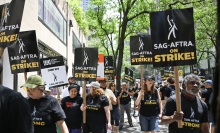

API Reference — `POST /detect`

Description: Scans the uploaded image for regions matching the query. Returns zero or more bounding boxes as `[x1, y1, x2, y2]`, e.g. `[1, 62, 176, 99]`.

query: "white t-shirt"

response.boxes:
[104, 88, 116, 110]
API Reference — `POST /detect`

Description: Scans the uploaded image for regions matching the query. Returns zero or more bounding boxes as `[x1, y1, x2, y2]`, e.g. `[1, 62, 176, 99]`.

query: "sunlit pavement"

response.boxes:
[119, 100, 168, 133]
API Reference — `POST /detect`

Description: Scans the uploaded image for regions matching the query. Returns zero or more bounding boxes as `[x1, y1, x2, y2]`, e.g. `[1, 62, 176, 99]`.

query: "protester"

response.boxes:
[164, 77, 176, 100]
[132, 82, 140, 116]
[99, 78, 117, 110]
[61, 76, 81, 99]
[61, 84, 83, 133]
[109, 82, 120, 133]
[80, 82, 111, 133]
[201, 80, 215, 133]
[135, 76, 162, 133]
[118, 82, 133, 130]
[0, 59, 33, 133]
[21, 75, 68, 133]
[161, 74, 209, 133]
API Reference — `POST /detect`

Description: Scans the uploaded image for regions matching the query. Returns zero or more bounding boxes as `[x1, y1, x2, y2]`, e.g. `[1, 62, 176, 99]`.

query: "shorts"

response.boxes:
[139, 115, 159, 132]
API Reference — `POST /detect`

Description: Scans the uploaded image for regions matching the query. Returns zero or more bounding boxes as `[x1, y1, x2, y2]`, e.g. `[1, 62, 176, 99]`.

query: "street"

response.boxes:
[119, 99, 168, 133]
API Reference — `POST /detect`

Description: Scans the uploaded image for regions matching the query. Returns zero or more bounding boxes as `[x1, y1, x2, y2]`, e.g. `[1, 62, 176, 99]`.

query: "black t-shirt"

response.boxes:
[162, 93, 209, 133]
[140, 90, 160, 117]
[160, 86, 167, 100]
[86, 94, 109, 132]
[0, 86, 33, 133]
[132, 87, 140, 98]
[164, 85, 175, 98]
[28, 95, 66, 133]
[117, 89, 132, 105]
[201, 88, 213, 109]
[61, 96, 83, 129]
[112, 90, 119, 107]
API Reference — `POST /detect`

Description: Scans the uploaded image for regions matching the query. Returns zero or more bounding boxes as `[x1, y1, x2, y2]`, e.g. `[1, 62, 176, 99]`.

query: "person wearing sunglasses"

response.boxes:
[21, 75, 68, 133]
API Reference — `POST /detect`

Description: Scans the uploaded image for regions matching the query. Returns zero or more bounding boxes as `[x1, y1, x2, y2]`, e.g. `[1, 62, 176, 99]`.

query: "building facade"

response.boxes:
[0, 0, 86, 96]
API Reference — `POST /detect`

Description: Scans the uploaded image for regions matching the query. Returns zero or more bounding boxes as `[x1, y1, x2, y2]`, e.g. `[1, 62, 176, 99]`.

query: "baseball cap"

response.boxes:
[144, 76, 155, 81]
[21, 75, 45, 88]
[98, 77, 107, 83]
[68, 76, 74, 80]
[90, 82, 100, 89]
[204, 80, 212, 85]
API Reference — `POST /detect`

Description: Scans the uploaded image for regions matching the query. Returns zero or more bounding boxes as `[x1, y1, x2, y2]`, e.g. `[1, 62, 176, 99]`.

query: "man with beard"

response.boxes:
[99, 78, 117, 109]
[161, 74, 209, 133]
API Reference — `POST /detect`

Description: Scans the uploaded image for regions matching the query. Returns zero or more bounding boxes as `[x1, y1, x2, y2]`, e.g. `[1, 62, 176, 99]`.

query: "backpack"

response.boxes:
[168, 86, 175, 97]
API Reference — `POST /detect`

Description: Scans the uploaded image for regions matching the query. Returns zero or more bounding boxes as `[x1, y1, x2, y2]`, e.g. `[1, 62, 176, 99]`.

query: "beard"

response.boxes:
[186, 87, 199, 96]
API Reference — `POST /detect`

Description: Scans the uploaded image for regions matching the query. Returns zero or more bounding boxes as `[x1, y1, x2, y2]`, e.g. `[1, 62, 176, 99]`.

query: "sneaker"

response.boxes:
[129, 124, 133, 127]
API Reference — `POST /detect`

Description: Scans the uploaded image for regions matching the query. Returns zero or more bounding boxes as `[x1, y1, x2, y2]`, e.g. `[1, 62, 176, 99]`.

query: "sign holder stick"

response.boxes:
[24, 72, 27, 81]
[174, 66, 182, 128]
[56, 86, 61, 103]
[140, 65, 144, 90]
[83, 80, 87, 124]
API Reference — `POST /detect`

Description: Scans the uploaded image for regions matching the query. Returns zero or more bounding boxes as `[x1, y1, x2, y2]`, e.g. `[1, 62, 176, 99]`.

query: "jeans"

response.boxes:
[110, 106, 120, 126]
[139, 115, 159, 132]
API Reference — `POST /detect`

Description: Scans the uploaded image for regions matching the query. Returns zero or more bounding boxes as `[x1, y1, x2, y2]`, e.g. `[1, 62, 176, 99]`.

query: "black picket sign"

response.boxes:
[74, 48, 98, 81]
[130, 34, 153, 65]
[8, 30, 40, 74]
[104, 56, 114, 75]
[0, 0, 25, 48]
[150, 8, 197, 67]
[124, 67, 133, 82]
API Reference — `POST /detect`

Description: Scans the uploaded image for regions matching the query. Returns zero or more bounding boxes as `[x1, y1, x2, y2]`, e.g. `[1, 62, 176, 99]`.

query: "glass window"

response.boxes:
[72, 32, 82, 53]
[38, 0, 66, 44]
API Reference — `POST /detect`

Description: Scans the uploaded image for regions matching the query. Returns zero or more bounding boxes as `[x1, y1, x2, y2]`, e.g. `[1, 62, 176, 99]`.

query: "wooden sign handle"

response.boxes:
[83, 80, 87, 123]
[140, 65, 144, 90]
[174, 66, 182, 128]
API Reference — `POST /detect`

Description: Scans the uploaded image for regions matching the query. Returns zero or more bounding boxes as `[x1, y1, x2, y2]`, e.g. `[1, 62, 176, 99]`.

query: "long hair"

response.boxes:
[108, 82, 115, 90]
[91, 88, 104, 98]
[143, 82, 155, 94]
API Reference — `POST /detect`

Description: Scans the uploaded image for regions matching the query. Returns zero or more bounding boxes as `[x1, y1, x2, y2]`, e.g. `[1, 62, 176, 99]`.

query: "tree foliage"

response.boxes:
[85, 0, 217, 88]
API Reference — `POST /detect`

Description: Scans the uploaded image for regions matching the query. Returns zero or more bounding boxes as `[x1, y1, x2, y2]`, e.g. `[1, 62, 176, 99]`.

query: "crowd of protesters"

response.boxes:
[0, 58, 216, 133]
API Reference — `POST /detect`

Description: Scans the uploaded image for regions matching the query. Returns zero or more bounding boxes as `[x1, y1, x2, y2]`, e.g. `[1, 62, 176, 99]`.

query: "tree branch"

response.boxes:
[128, 10, 150, 21]
[168, 0, 205, 9]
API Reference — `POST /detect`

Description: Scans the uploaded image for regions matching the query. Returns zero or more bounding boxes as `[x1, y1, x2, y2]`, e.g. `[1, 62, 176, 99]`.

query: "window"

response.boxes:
[38, 0, 66, 44]
[72, 32, 82, 53]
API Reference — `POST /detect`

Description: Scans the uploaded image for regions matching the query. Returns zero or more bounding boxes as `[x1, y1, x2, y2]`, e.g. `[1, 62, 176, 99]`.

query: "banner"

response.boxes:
[150, 8, 197, 67]
[74, 48, 98, 81]
[8, 30, 40, 74]
[104, 56, 114, 74]
[97, 54, 104, 80]
[124, 67, 133, 82]
[130, 34, 153, 65]
[0, 0, 25, 48]
[40, 56, 68, 87]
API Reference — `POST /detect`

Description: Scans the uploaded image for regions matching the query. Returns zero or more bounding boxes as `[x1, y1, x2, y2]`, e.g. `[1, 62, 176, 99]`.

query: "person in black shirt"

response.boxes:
[61, 84, 83, 133]
[0, 59, 33, 133]
[135, 76, 162, 132]
[21, 75, 68, 133]
[132, 82, 140, 116]
[164, 77, 175, 100]
[118, 82, 134, 130]
[200, 80, 215, 133]
[162, 74, 209, 133]
[80, 82, 111, 133]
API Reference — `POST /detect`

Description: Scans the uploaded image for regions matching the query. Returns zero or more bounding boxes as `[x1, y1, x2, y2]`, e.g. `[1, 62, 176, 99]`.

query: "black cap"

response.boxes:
[144, 76, 155, 81]
[68, 76, 74, 80]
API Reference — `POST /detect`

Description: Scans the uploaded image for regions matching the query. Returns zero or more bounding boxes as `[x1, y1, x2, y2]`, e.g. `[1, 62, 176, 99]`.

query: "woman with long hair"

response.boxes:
[81, 82, 111, 133]
[135, 76, 162, 133]
[109, 82, 120, 133]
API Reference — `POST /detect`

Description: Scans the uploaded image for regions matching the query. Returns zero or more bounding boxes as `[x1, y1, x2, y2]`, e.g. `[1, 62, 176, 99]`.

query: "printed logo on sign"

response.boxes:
[167, 15, 178, 40]
[1, 4, 10, 26]
[18, 37, 25, 53]
[53, 73, 57, 82]
[139, 37, 144, 51]
[43, 60, 51, 66]
[105, 56, 108, 66]
[83, 50, 89, 65]
[190, 107, 195, 119]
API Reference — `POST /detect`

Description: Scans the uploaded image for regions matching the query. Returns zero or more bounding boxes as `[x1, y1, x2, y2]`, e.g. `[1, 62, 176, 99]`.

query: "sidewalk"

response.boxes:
[119, 99, 168, 133]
